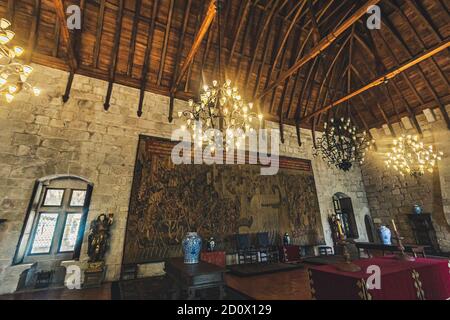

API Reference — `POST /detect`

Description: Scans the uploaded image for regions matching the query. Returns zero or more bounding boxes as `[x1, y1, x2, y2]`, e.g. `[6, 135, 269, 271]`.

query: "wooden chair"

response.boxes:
[236, 234, 258, 265]
[318, 246, 334, 256]
[256, 232, 278, 263]
[411, 247, 427, 258]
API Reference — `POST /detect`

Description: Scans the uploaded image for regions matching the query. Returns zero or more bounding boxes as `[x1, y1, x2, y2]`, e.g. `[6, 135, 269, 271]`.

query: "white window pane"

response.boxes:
[70, 190, 86, 207]
[31, 213, 58, 254]
[59, 213, 82, 252]
[43, 189, 65, 206]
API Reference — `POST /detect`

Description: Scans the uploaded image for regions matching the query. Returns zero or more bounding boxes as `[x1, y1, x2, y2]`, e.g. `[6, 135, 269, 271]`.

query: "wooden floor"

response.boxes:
[225, 267, 312, 300]
[0, 267, 313, 300]
[0, 283, 112, 300]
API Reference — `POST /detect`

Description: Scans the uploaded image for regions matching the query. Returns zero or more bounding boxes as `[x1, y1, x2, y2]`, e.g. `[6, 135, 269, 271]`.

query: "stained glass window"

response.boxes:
[43, 189, 65, 206]
[70, 190, 86, 207]
[30, 213, 58, 254]
[60, 213, 82, 252]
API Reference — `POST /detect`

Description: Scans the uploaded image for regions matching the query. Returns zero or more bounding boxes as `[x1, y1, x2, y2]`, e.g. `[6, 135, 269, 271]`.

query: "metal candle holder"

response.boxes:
[335, 239, 362, 273]
[391, 219, 415, 262]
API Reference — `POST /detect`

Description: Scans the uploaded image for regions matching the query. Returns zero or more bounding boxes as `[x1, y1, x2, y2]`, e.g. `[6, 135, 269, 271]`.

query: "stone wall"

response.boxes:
[361, 108, 450, 252]
[0, 64, 369, 294]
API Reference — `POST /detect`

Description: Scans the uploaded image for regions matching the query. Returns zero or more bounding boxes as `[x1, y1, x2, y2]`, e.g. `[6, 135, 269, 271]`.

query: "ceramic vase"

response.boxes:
[182, 232, 202, 264]
[379, 226, 392, 245]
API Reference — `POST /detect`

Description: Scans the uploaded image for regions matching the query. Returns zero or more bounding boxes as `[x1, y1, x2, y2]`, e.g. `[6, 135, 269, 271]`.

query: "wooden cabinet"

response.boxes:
[408, 214, 440, 254]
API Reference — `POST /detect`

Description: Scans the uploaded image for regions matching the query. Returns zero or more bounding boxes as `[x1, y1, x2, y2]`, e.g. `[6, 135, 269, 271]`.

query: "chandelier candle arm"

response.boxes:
[314, 117, 375, 172]
[385, 135, 443, 177]
[0, 18, 40, 103]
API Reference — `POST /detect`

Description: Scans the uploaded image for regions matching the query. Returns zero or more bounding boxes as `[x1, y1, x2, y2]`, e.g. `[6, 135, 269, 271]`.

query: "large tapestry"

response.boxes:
[123, 136, 324, 264]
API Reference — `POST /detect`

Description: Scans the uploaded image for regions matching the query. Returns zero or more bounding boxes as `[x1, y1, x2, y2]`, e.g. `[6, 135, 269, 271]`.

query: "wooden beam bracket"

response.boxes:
[62, 72, 75, 103]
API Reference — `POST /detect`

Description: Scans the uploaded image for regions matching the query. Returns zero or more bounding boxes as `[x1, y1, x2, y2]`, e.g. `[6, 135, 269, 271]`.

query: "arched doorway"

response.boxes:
[332, 193, 359, 239]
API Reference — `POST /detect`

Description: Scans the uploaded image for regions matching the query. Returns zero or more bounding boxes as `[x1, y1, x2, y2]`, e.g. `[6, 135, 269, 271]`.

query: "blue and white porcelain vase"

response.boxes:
[413, 204, 423, 215]
[379, 226, 392, 245]
[182, 232, 202, 264]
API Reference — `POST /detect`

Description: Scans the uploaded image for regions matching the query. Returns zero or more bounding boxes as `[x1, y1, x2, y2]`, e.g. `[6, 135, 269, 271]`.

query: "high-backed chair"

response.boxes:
[256, 232, 279, 263]
[236, 234, 258, 265]
[411, 247, 427, 259]
[318, 246, 334, 256]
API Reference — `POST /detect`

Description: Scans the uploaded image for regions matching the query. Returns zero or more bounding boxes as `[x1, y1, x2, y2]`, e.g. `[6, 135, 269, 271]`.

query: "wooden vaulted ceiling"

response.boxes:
[1, 0, 449, 137]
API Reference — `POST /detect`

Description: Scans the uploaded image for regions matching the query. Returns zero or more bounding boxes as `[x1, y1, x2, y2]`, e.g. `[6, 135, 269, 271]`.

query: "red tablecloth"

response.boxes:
[279, 245, 301, 262]
[200, 251, 226, 267]
[308, 257, 450, 300]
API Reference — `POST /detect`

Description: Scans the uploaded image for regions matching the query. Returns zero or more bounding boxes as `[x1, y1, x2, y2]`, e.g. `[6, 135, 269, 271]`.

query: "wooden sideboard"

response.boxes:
[165, 258, 226, 300]
[408, 214, 440, 254]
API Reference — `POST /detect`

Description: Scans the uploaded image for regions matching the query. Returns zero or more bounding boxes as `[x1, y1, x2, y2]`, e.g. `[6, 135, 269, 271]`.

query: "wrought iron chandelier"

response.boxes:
[385, 134, 443, 177]
[178, 1, 263, 150]
[314, 117, 375, 171]
[0, 18, 40, 103]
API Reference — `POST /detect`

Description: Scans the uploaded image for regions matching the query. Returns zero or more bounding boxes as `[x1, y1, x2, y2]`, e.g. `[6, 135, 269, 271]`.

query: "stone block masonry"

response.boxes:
[361, 112, 450, 252]
[0, 64, 370, 294]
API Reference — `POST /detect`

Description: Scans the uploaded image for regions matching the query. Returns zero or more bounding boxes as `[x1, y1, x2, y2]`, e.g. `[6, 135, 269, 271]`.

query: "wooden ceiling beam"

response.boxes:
[168, 0, 193, 123]
[92, 0, 105, 69]
[227, 0, 252, 67]
[234, 4, 258, 83]
[171, 0, 217, 95]
[308, 0, 321, 45]
[184, 0, 207, 92]
[126, 0, 141, 77]
[244, 0, 285, 87]
[301, 40, 450, 123]
[384, 2, 450, 129]
[26, 0, 41, 64]
[388, 1, 448, 87]
[285, 0, 339, 119]
[157, 0, 175, 86]
[381, 20, 450, 129]
[7, 0, 15, 23]
[103, 0, 124, 110]
[290, 2, 354, 121]
[53, 0, 78, 71]
[255, 13, 286, 103]
[257, 0, 381, 100]
[270, 0, 307, 76]
[387, 80, 423, 136]
[137, 0, 160, 117]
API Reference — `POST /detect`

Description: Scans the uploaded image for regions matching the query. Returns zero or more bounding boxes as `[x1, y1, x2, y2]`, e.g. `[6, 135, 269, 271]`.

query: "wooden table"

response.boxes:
[354, 242, 429, 258]
[309, 257, 450, 300]
[164, 258, 226, 300]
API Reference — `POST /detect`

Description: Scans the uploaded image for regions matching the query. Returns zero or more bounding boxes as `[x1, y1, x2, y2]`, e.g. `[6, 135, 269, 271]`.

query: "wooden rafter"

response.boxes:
[126, 0, 142, 77]
[257, 0, 382, 100]
[184, 0, 207, 92]
[301, 40, 450, 123]
[157, 0, 175, 87]
[227, 0, 252, 67]
[53, 0, 78, 71]
[171, 0, 217, 95]
[93, 0, 106, 69]
[103, 0, 124, 110]
[167, 0, 193, 123]
[7, 0, 14, 24]
[26, 0, 41, 64]
[382, 3, 450, 129]
[137, 0, 160, 117]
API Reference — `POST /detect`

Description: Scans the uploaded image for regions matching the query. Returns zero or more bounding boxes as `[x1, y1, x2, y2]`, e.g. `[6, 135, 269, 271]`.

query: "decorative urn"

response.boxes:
[379, 225, 392, 245]
[182, 232, 202, 264]
[413, 205, 423, 215]
[207, 237, 216, 252]
[283, 233, 291, 246]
